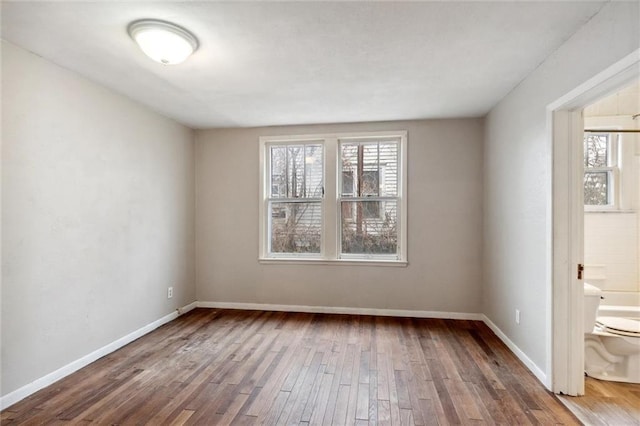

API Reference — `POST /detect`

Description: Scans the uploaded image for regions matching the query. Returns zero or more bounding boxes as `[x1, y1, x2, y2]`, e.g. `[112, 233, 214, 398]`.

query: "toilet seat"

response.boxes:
[596, 316, 640, 338]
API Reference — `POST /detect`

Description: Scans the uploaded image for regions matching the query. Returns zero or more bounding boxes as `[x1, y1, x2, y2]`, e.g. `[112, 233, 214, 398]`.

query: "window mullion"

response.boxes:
[340, 196, 398, 202]
[259, 139, 267, 258]
[324, 137, 338, 259]
[269, 198, 323, 203]
[587, 166, 614, 173]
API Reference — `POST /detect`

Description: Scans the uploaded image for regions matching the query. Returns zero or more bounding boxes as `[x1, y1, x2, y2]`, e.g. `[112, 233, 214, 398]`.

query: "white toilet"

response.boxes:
[584, 283, 640, 383]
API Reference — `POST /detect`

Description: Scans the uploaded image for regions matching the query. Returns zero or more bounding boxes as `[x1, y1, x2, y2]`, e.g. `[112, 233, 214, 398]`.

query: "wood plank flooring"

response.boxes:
[2, 309, 579, 425]
[558, 377, 640, 425]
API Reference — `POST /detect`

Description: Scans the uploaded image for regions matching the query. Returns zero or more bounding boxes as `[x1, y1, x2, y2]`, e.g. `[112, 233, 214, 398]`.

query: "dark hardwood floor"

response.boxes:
[1, 308, 579, 425]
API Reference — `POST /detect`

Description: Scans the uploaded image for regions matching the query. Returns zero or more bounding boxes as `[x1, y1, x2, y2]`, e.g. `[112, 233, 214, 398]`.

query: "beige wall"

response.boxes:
[195, 119, 484, 313]
[1, 41, 196, 396]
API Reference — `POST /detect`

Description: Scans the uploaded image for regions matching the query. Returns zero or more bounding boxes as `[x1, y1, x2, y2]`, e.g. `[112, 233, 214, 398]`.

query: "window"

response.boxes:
[259, 131, 407, 264]
[340, 141, 396, 255]
[584, 132, 618, 208]
[266, 143, 324, 255]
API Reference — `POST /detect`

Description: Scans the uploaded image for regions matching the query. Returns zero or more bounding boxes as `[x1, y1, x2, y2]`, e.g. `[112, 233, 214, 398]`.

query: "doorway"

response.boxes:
[549, 50, 639, 396]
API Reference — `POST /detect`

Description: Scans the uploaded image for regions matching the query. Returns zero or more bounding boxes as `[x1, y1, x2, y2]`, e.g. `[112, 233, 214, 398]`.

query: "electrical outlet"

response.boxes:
[168, 287, 173, 299]
[515, 309, 521, 324]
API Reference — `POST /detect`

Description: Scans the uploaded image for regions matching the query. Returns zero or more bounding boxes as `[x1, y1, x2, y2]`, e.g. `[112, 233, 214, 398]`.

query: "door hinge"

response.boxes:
[577, 263, 584, 280]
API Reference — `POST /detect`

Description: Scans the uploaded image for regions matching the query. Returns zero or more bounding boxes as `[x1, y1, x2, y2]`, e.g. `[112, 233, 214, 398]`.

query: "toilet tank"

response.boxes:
[584, 283, 602, 333]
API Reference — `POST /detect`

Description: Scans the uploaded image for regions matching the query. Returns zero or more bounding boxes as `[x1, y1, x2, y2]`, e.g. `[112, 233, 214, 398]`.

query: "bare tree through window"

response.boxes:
[584, 133, 612, 206]
[269, 144, 323, 254]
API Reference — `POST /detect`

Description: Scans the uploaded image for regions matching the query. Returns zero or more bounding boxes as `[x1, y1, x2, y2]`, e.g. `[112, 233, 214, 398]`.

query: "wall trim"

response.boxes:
[0, 303, 196, 410]
[178, 301, 198, 315]
[481, 314, 548, 387]
[197, 300, 483, 320]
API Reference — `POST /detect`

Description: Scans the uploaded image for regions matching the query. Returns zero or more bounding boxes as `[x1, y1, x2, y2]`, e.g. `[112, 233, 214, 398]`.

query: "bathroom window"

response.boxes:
[584, 132, 619, 209]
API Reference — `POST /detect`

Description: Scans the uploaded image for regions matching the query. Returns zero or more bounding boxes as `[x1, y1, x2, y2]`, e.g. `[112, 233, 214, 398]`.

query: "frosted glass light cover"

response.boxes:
[128, 20, 198, 65]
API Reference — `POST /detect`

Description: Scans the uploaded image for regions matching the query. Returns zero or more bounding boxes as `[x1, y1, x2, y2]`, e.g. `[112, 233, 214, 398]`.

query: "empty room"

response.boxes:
[1, 1, 639, 425]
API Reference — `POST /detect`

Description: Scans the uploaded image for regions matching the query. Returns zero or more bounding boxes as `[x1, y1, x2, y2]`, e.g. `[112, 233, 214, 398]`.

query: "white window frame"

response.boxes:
[261, 139, 325, 259]
[259, 131, 408, 266]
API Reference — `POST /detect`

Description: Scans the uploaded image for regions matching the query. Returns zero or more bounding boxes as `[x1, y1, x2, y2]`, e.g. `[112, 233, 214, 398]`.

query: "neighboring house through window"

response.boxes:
[259, 131, 407, 263]
[341, 168, 384, 219]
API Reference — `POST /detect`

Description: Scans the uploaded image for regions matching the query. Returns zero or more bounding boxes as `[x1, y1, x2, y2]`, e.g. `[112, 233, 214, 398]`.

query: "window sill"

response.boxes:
[259, 258, 408, 267]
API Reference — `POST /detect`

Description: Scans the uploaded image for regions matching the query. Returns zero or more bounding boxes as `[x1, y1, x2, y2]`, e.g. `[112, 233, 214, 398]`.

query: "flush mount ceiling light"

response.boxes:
[128, 19, 199, 65]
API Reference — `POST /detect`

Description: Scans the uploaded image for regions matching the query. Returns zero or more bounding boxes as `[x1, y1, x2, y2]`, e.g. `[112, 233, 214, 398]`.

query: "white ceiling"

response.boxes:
[1, 1, 605, 129]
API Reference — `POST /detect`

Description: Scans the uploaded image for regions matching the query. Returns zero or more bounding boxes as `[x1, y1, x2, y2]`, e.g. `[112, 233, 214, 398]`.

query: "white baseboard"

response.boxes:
[0, 303, 195, 410]
[197, 300, 483, 321]
[178, 301, 198, 315]
[481, 314, 548, 387]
